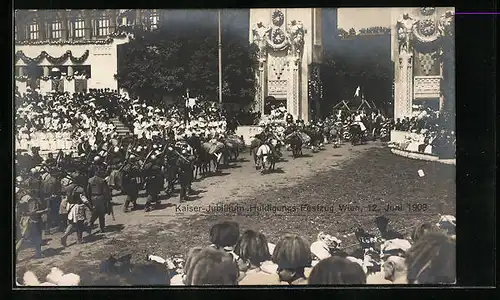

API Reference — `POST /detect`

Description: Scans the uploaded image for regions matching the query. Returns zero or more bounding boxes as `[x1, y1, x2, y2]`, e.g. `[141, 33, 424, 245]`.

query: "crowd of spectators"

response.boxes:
[392, 106, 455, 158]
[171, 214, 456, 285]
[19, 214, 455, 286]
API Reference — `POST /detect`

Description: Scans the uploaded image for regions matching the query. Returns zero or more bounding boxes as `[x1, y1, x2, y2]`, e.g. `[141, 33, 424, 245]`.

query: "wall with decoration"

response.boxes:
[14, 36, 130, 93]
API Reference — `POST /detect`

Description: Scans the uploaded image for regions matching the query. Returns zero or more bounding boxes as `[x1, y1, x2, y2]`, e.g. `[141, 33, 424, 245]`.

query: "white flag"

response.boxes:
[354, 86, 361, 97]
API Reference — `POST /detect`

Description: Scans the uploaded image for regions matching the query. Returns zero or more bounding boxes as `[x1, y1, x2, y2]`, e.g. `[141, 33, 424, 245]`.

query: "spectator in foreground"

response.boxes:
[235, 230, 281, 285]
[405, 232, 456, 284]
[308, 257, 367, 285]
[272, 234, 312, 285]
[411, 221, 440, 242]
[170, 246, 204, 286]
[184, 247, 239, 285]
[209, 221, 240, 259]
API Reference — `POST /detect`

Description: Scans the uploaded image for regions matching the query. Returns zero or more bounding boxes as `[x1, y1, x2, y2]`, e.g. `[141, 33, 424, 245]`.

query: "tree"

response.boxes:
[116, 26, 256, 107]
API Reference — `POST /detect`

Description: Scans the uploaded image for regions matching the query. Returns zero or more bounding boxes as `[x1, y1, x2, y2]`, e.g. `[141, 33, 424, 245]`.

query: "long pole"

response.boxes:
[218, 9, 223, 106]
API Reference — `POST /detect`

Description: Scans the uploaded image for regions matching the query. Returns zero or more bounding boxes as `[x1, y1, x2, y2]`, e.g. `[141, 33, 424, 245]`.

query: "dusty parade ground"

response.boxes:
[15, 142, 456, 285]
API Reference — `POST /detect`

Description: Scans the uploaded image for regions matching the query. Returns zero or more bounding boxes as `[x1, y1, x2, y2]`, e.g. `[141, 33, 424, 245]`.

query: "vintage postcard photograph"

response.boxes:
[14, 7, 456, 286]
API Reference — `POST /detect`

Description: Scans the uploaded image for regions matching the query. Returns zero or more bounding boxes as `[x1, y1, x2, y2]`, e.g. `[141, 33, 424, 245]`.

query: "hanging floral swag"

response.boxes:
[15, 75, 29, 82]
[15, 37, 115, 46]
[15, 50, 90, 65]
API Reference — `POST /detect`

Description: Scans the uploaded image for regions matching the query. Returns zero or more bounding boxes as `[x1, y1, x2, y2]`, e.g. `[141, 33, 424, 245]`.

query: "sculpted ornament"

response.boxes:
[396, 14, 417, 54]
[438, 11, 455, 37]
[287, 20, 305, 58]
[272, 10, 285, 27]
[420, 7, 436, 16]
[418, 19, 436, 36]
[252, 22, 271, 58]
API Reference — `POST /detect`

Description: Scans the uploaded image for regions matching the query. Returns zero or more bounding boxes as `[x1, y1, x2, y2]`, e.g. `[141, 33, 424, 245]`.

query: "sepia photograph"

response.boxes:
[14, 7, 456, 286]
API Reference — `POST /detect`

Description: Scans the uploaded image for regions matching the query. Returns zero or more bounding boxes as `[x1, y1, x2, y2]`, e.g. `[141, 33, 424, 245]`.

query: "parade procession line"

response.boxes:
[17, 142, 453, 285]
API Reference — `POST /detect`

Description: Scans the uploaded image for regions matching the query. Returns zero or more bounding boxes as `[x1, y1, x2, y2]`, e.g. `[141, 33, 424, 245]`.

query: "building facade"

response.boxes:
[14, 9, 161, 95]
[250, 8, 323, 122]
[390, 7, 455, 120]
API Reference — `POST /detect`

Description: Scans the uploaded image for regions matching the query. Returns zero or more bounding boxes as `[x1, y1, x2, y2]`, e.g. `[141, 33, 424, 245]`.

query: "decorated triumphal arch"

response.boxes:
[250, 8, 323, 122]
[392, 7, 455, 120]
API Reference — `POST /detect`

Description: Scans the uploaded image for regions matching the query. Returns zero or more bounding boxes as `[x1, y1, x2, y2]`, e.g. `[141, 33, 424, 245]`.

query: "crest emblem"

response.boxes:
[418, 19, 436, 36]
[271, 28, 286, 44]
[272, 10, 284, 27]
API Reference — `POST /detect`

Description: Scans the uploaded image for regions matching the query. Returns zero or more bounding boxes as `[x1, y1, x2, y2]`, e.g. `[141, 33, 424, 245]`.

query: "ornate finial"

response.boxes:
[420, 7, 436, 16]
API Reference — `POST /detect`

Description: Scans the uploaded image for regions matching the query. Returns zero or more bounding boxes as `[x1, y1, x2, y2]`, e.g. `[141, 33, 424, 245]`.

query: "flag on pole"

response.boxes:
[354, 86, 361, 97]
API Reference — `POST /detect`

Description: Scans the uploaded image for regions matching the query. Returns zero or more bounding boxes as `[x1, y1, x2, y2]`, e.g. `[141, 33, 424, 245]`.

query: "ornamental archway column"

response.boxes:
[287, 56, 300, 118]
[257, 58, 267, 115]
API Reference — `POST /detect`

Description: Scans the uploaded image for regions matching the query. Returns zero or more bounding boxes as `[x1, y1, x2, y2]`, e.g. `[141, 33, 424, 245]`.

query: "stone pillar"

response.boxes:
[394, 51, 413, 120]
[40, 78, 52, 94]
[43, 66, 50, 77]
[439, 50, 444, 111]
[256, 58, 266, 115]
[68, 65, 74, 76]
[18, 66, 24, 77]
[288, 57, 300, 120]
[64, 78, 75, 94]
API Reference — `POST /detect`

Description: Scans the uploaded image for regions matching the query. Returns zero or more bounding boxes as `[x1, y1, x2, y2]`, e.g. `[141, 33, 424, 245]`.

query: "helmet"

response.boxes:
[94, 156, 101, 162]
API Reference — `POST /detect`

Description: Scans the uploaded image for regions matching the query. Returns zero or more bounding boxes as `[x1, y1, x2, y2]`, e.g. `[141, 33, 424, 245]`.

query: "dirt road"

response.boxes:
[15, 141, 456, 285]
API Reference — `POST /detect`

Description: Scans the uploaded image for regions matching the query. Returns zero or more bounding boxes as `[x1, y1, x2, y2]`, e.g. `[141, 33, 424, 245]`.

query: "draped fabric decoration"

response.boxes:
[308, 63, 322, 101]
[15, 27, 132, 46]
[15, 50, 90, 65]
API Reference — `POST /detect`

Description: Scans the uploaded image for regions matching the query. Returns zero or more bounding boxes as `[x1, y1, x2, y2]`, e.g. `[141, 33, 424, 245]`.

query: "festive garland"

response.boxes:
[15, 38, 115, 46]
[15, 50, 90, 65]
[266, 28, 289, 51]
[15, 75, 29, 82]
[15, 26, 133, 46]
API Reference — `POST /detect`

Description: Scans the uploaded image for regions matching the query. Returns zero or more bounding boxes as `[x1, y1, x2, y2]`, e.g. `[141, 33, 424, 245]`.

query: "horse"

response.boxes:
[249, 138, 263, 168]
[253, 142, 276, 173]
[224, 135, 244, 162]
[284, 132, 303, 158]
[305, 127, 324, 153]
[329, 125, 342, 148]
[349, 124, 364, 146]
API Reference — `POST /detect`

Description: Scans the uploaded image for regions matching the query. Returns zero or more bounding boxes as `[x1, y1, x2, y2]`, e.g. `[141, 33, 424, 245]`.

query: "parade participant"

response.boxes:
[31, 147, 43, 167]
[60, 183, 92, 247]
[177, 149, 195, 202]
[41, 167, 62, 234]
[44, 153, 57, 169]
[143, 155, 163, 212]
[16, 186, 48, 259]
[122, 155, 140, 213]
[87, 165, 112, 233]
[163, 147, 179, 196]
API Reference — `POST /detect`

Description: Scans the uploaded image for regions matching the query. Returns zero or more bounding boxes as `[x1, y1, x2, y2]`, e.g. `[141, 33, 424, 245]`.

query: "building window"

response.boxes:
[96, 13, 110, 37]
[73, 19, 85, 38]
[15, 25, 18, 40]
[27, 23, 39, 40]
[50, 20, 63, 39]
[149, 9, 160, 30]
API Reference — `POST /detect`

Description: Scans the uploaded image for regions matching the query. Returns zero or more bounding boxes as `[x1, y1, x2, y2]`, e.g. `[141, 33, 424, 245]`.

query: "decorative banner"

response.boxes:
[15, 50, 90, 65]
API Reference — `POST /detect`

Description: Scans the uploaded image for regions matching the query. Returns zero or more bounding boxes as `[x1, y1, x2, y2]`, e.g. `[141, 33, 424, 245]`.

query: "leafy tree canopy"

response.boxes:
[116, 26, 256, 106]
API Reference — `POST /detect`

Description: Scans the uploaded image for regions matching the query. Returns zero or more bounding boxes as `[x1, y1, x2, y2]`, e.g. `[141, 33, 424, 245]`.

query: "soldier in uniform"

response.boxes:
[122, 155, 140, 212]
[30, 147, 43, 167]
[163, 147, 179, 197]
[41, 167, 62, 234]
[16, 185, 48, 259]
[143, 155, 163, 212]
[87, 165, 112, 233]
[177, 149, 195, 203]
